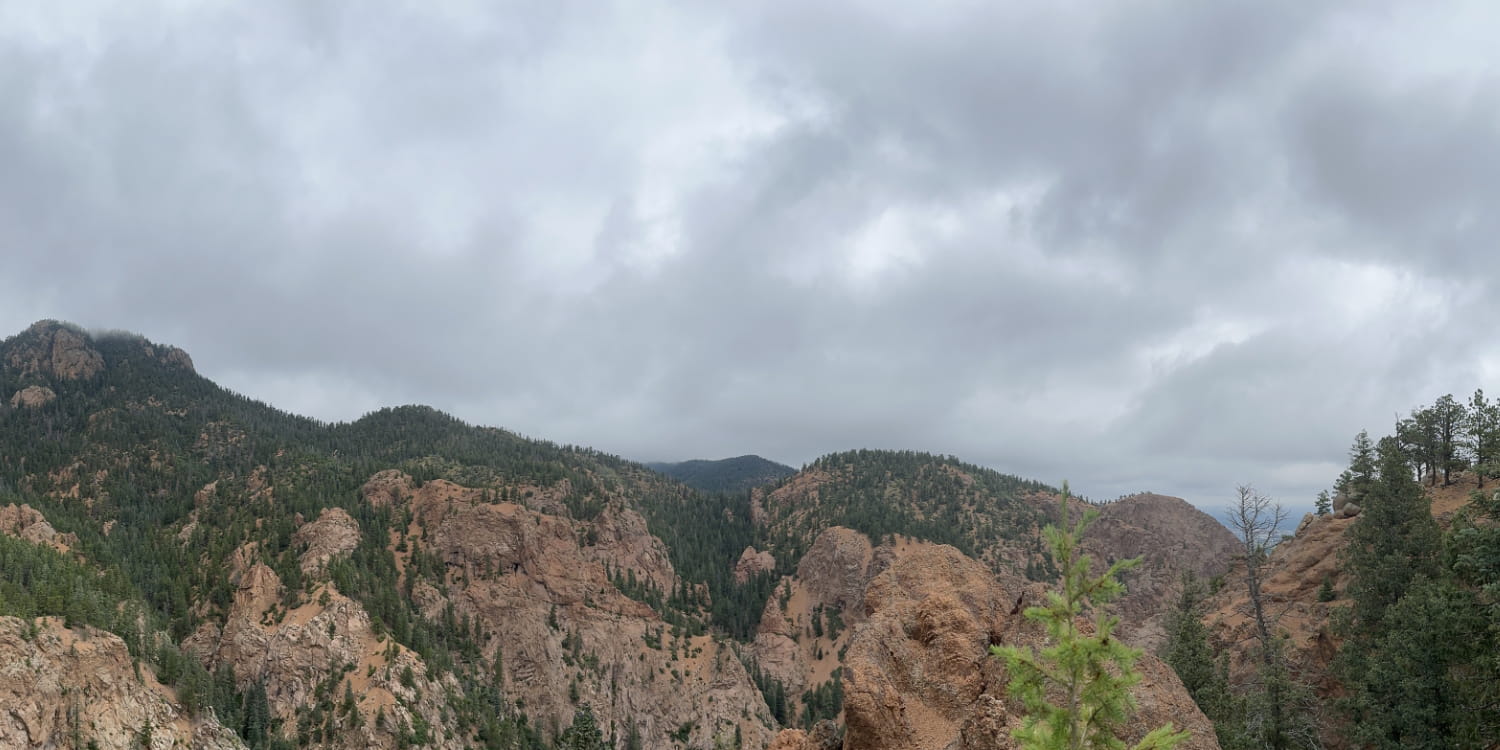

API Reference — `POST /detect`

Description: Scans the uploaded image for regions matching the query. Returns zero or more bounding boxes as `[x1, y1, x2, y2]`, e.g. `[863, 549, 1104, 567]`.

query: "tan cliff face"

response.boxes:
[1082, 493, 1240, 649]
[9, 384, 56, 408]
[0, 616, 245, 750]
[185, 521, 464, 749]
[735, 546, 777, 584]
[293, 507, 361, 576]
[0, 503, 78, 552]
[752, 465, 1235, 655]
[1202, 511, 1353, 695]
[368, 471, 778, 750]
[759, 528, 1220, 750]
[750, 528, 873, 702]
[5, 321, 105, 381]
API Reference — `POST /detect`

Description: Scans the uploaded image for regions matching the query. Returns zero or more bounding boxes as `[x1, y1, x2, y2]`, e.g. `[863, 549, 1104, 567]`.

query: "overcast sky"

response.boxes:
[4, 1, 1499, 515]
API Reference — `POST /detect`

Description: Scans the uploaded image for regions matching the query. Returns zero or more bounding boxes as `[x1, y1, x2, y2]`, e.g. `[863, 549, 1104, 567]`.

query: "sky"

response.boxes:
[4, 0, 1500, 516]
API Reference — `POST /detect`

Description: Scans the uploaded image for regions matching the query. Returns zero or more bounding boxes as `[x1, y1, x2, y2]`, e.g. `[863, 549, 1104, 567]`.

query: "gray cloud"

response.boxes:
[4, 0, 1500, 518]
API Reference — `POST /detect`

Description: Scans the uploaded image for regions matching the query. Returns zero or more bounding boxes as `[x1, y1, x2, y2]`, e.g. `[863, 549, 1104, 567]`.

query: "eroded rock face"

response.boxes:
[734, 546, 776, 584]
[1083, 493, 1239, 649]
[9, 384, 56, 408]
[0, 503, 78, 552]
[185, 547, 464, 750]
[372, 471, 777, 750]
[796, 527, 873, 614]
[1204, 512, 1357, 695]
[360, 470, 409, 509]
[5, 321, 105, 381]
[141, 342, 195, 372]
[585, 504, 678, 593]
[760, 530, 1220, 750]
[751, 528, 873, 698]
[0, 616, 245, 750]
[293, 507, 361, 576]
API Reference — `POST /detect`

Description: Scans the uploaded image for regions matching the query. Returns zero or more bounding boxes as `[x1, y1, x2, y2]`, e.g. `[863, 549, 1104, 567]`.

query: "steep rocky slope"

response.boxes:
[753, 455, 1236, 650]
[369, 470, 777, 749]
[1201, 511, 1353, 693]
[0, 502, 77, 552]
[1084, 493, 1240, 648]
[755, 528, 1221, 750]
[0, 616, 245, 750]
[0, 321, 1231, 748]
[1199, 472, 1494, 748]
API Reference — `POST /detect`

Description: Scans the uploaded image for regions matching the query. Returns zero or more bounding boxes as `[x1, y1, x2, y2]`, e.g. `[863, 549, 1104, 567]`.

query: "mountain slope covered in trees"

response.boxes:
[0, 320, 1255, 750]
[645, 455, 795, 494]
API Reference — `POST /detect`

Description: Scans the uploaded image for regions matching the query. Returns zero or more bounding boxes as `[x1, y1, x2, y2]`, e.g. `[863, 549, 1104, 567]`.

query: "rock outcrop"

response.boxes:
[9, 384, 56, 408]
[365, 471, 777, 750]
[734, 546, 776, 584]
[1083, 493, 1239, 648]
[184, 545, 464, 750]
[0, 503, 77, 552]
[585, 504, 678, 593]
[5, 321, 105, 381]
[0, 616, 245, 750]
[293, 507, 361, 576]
[759, 528, 1220, 750]
[750, 528, 874, 699]
[1203, 512, 1356, 694]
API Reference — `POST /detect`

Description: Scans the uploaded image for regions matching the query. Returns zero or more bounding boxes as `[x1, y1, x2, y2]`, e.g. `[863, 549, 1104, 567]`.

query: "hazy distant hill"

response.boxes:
[646, 454, 795, 493]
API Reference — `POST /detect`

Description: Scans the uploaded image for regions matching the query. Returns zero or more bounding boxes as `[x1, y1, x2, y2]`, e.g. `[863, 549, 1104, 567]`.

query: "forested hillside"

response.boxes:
[1161, 393, 1500, 750]
[751, 449, 1058, 578]
[0, 320, 1244, 750]
[645, 456, 795, 494]
[0, 321, 786, 749]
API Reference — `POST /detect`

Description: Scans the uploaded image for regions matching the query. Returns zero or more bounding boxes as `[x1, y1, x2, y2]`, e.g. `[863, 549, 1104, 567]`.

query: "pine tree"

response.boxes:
[1160, 574, 1242, 748]
[1467, 389, 1500, 488]
[1337, 436, 1452, 748]
[559, 704, 606, 750]
[991, 484, 1188, 750]
[1342, 437, 1441, 630]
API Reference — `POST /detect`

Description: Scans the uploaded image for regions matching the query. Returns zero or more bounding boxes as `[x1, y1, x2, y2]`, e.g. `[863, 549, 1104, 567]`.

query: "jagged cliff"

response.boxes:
[1084, 493, 1240, 649]
[756, 527, 1222, 750]
[0, 616, 245, 750]
[0, 321, 1228, 749]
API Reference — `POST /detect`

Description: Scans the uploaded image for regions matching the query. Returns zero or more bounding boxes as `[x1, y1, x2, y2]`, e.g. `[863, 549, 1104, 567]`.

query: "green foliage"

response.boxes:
[1316, 576, 1335, 603]
[559, 705, 606, 750]
[1342, 437, 1442, 632]
[991, 485, 1187, 750]
[800, 673, 844, 727]
[1160, 574, 1241, 747]
[1332, 424, 1500, 748]
[0, 533, 144, 645]
[647, 455, 795, 493]
[1314, 491, 1331, 516]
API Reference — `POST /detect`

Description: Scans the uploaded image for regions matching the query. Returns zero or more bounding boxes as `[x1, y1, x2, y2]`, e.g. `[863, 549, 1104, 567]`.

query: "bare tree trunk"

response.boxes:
[1229, 484, 1290, 749]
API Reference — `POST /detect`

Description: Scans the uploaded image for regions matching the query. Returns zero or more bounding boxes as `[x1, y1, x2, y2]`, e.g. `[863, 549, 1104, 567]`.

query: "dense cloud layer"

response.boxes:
[5, 0, 1499, 514]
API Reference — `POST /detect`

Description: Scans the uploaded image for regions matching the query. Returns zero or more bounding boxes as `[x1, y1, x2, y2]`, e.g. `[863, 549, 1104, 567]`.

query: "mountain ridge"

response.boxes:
[645, 455, 796, 493]
[0, 320, 1230, 750]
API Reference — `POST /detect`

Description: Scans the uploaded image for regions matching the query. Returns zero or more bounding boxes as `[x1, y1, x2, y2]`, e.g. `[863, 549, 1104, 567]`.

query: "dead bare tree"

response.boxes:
[1226, 484, 1313, 750]
[1228, 484, 1285, 657]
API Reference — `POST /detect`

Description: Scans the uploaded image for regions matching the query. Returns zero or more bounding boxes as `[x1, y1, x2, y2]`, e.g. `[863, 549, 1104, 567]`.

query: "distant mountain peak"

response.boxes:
[647, 454, 795, 493]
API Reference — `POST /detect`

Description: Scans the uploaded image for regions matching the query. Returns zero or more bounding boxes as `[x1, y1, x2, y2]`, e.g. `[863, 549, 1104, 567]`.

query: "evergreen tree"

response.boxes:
[1160, 574, 1242, 748]
[1467, 389, 1500, 488]
[1342, 437, 1441, 630]
[991, 484, 1188, 750]
[559, 704, 606, 750]
[1337, 437, 1453, 748]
